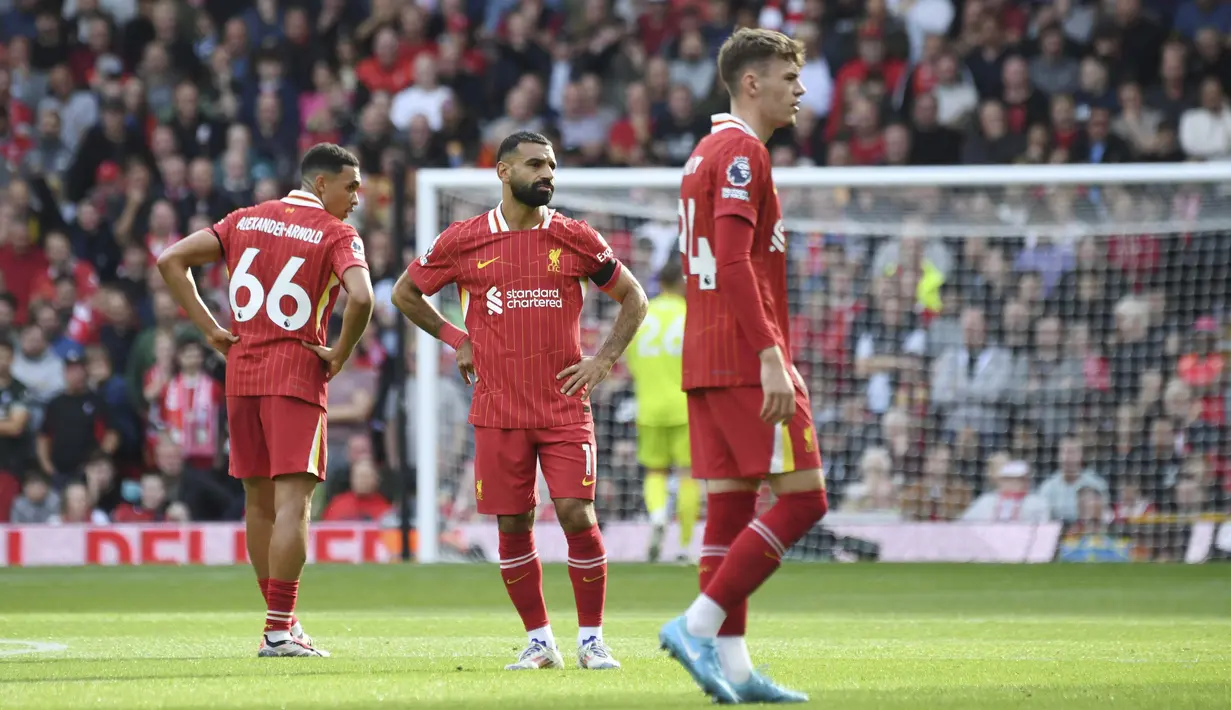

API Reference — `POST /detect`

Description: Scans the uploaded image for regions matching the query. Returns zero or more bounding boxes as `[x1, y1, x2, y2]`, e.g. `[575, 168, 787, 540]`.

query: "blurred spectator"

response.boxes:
[1073, 56, 1115, 121]
[1030, 23, 1080, 96]
[0, 340, 31, 477]
[854, 292, 926, 416]
[49, 480, 108, 524]
[931, 307, 1014, 437]
[1070, 106, 1133, 163]
[323, 459, 391, 522]
[558, 79, 615, 154]
[1037, 435, 1109, 522]
[795, 22, 833, 120]
[390, 54, 453, 132]
[37, 352, 116, 482]
[908, 93, 962, 165]
[1001, 56, 1049, 135]
[153, 434, 235, 522]
[829, 23, 905, 140]
[1174, 0, 1231, 40]
[841, 447, 901, 514]
[10, 470, 58, 523]
[1110, 0, 1166, 86]
[932, 51, 978, 130]
[900, 443, 973, 520]
[1179, 76, 1231, 160]
[962, 457, 1049, 521]
[965, 13, 1009, 99]
[112, 470, 167, 522]
[963, 100, 1025, 164]
[1177, 316, 1225, 425]
[1147, 40, 1194, 124]
[1112, 80, 1163, 157]
[325, 345, 378, 477]
[652, 84, 707, 166]
[158, 339, 222, 471]
[13, 324, 64, 411]
[669, 30, 715, 102]
[607, 82, 653, 166]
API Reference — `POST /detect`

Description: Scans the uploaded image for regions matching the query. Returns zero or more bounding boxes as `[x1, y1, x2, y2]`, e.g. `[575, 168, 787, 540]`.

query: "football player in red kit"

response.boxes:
[658, 29, 828, 704]
[393, 132, 647, 670]
[157, 144, 374, 657]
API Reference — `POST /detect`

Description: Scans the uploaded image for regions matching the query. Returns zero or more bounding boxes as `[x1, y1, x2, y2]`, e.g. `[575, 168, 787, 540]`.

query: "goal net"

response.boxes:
[413, 164, 1231, 564]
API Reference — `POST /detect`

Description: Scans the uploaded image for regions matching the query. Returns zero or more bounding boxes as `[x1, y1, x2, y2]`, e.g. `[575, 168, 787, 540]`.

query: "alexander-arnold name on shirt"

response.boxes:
[235, 216, 325, 244]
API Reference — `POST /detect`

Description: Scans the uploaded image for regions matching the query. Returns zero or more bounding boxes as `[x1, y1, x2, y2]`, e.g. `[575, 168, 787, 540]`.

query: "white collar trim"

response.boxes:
[710, 112, 758, 137]
[281, 189, 325, 210]
[488, 201, 555, 233]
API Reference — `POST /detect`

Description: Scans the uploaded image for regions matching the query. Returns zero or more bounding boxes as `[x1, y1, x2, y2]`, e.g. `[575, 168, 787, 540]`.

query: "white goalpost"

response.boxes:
[414, 163, 1231, 564]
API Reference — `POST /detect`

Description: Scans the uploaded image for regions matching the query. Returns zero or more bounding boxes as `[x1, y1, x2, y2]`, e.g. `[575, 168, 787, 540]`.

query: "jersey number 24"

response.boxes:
[678, 198, 716, 290]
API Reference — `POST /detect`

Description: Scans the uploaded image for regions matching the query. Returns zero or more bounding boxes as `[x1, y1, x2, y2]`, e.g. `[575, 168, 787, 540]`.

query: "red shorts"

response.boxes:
[472, 422, 597, 515]
[227, 396, 328, 480]
[687, 384, 822, 480]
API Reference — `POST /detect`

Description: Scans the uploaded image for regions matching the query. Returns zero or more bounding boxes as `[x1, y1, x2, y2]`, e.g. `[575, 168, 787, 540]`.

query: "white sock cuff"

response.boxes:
[716, 636, 753, 684]
[578, 626, 603, 644]
[528, 625, 556, 649]
[684, 594, 726, 638]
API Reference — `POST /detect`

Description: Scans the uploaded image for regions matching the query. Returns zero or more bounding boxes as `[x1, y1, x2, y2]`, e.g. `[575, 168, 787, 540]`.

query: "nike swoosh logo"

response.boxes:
[506, 573, 529, 585]
[582, 575, 605, 583]
[682, 637, 701, 662]
[765, 551, 782, 562]
[477, 257, 500, 269]
[582, 477, 597, 487]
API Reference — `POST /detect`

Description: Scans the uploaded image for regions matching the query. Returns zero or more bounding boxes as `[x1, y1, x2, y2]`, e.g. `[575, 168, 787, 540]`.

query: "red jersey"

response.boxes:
[679, 113, 791, 391]
[210, 190, 368, 408]
[406, 204, 621, 429]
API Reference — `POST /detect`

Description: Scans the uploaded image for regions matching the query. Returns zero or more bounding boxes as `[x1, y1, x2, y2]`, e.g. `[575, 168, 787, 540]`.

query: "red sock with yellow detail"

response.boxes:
[566, 524, 607, 644]
[498, 531, 552, 646]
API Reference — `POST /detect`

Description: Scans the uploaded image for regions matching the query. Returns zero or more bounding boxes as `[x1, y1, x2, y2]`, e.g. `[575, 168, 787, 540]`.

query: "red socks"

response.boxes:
[499, 531, 550, 631]
[263, 578, 300, 633]
[700, 491, 758, 636]
[704, 490, 828, 613]
[566, 524, 607, 628]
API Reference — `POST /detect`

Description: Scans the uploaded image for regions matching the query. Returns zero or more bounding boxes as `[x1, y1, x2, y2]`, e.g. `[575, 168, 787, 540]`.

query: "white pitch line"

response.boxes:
[0, 640, 68, 658]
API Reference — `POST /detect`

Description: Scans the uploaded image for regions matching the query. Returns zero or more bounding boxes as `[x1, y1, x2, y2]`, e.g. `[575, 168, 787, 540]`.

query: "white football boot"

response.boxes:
[577, 636, 622, 670]
[505, 639, 565, 670]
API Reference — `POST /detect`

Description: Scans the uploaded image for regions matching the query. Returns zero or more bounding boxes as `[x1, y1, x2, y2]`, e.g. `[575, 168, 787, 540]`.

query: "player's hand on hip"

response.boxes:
[456, 339, 476, 385]
[301, 341, 349, 380]
[557, 356, 611, 400]
[759, 347, 795, 425]
[205, 327, 239, 357]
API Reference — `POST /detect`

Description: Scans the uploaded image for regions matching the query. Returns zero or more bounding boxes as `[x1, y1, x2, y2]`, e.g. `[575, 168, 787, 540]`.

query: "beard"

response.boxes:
[511, 178, 554, 208]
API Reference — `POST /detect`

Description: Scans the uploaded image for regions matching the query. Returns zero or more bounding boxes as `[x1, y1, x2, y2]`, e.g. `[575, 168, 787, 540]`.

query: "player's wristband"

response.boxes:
[438, 322, 468, 350]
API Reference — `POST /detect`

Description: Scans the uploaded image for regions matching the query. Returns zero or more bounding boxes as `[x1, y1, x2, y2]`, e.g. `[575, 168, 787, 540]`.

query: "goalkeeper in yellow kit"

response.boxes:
[626, 259, 701, 563]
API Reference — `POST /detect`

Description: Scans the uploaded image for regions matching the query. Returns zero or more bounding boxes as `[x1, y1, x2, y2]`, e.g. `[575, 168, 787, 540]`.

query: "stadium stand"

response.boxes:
[0, 0, 1229, 550]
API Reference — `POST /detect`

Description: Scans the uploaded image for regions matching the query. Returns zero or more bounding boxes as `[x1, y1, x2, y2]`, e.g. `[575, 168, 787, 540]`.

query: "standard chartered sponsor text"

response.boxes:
[236, 216, 324, 244]
[505, 288, 562, 309]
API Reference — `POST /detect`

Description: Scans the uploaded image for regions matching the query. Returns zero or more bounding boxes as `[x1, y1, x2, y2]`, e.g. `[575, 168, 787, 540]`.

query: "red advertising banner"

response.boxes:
[0, 524, 400, 567]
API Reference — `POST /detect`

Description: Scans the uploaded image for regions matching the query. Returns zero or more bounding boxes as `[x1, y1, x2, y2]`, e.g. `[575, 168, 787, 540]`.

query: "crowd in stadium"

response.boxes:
[0, 0, 1229, 530]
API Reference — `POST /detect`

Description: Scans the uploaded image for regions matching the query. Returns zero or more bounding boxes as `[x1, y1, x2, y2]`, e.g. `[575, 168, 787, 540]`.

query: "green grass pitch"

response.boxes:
[1, 563, 1229, 709]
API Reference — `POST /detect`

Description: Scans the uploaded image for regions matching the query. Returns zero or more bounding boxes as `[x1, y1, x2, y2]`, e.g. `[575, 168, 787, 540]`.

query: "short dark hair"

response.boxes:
[717, 28, 804, 96]
[497, 131, 551, 164]
[86, 450, 112, 467]
[658, 257, 683, 288]
[300, 143, 359, 182]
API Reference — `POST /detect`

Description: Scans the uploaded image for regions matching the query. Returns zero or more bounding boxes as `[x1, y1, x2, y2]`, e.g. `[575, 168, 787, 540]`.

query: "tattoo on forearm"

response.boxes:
[597, 295, 647, 363]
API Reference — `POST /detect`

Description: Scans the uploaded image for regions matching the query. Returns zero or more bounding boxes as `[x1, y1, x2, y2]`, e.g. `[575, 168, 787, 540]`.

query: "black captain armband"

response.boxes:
[589, 259, 619, 288]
